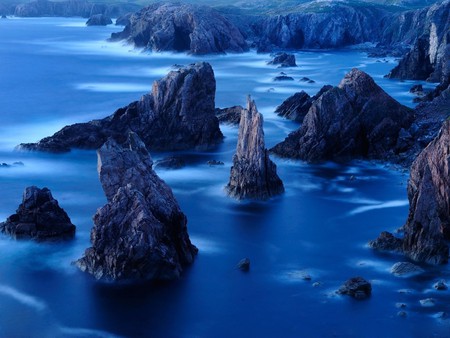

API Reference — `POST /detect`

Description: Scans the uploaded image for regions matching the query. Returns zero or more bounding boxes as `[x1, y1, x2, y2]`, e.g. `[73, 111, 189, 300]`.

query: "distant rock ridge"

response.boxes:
[110, 2, 248, 55]
[0, 186, 75, 240]
[370, 120, 450, 265]
[86, 13, 112, 26]
[226, 96, 284, 200]
[76, 132, 197, 281]
[271, 68, 414, 162]
[18, 62, 223, 153]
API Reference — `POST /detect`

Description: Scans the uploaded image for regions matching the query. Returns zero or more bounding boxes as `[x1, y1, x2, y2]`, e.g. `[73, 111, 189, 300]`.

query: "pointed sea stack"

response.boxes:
[226, 96, 284, 200]
[76, 132, 197, 281]
[0, 186, 75, 240]
[402, 120, 450, 264]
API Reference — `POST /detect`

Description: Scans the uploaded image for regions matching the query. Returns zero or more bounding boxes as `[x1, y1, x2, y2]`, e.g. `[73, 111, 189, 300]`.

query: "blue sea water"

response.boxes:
[0, 17, 448, 338]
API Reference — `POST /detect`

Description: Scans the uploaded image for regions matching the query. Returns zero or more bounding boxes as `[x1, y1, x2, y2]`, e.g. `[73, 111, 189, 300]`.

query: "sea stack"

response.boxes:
[0, 186, 75, 240]
[226, 96, 284, 200]
[76, 132, 197, 281]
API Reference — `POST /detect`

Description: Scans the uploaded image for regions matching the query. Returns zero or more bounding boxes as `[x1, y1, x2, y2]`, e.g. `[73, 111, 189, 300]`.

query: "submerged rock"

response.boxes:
[433, 280, 448, 291]
[267, 53, 297, 67]
[110, 2, 248, 55]
[215, 106, 244, 125]
[86, 14, 112, 26]
[271, 68, 414, 162]
[402, 120, 450, 264]
[275, 85, 333, 122]
[337, 277, 372, 299]
[390, 262, 424, 277]
[237, 258, 250, 272]
[19, 62, 223, 153]
[76, 133, 197, 282]
[226, 96, 284, 200]
[0, 186, 75, 240]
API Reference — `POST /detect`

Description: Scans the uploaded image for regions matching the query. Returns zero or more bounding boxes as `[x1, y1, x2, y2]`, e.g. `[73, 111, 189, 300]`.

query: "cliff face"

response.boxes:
[271, 69, 414, 162]
[110, 2, 248, 55]
[76, 133, 197, 281]
[402, 120, 450, 264]
[19, 62, 223, 153]
[226, 96, 284, 200]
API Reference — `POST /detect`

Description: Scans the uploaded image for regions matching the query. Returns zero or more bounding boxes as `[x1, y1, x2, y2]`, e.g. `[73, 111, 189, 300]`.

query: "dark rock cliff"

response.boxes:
[19, 62, 223, 153]
[76, 132, 197, 281]
[110, 2, 248, 55]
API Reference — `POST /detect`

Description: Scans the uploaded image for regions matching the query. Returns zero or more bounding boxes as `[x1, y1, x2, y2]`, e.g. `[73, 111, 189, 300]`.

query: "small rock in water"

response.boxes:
[299, 77, 311, 82]
[433, 280, 448, 290]
[390, 262, 424, 277]
[237, 258, 250, 272]
[312, 282, 322, 287]
[395, 303, 407, 309]
[369, 231, 403, 252]
[207, 160, 224, 166]
[434, 312, 447, 319]
[397, 311, 407, 317]
[419, 298, 436, 307]
[337, 276, 372, 300]
[273, 75, 294, 81]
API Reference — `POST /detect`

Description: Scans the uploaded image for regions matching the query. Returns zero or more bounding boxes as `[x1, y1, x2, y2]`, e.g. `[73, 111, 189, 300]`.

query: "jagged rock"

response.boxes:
[337, 277, 372, 300]
[215, 106, 244, 125]
[237, 258, 250, 271]
[369, 231, 403, 252]
[402, 120, 450, 264]
[75, 133, 197, 282]
[390, 262, 424, 277]
[275, 85, 333, 122]
[267, 53, 297, 67]
[86, 14, 112, 26]
[0, 186, 75, 240]
[154, 157, 185, 170]
[273, 75, 294, 81]
[271, 69, 414, 162]
[115, 12, 132, 26]
[110, 2, 248, 55]
[19, 62, 223, 153]
[434, 280, 448, 290]
[226, 96, 284, 200]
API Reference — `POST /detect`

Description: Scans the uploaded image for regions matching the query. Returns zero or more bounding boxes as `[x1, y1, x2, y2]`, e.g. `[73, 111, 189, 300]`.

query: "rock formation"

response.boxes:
[215, 106, 244, 125]
[271, 69, 414, 162]
[267, 53, 297, 67]
[110, 2, 248, 55]
[337, 277, 372, 299]
[76, 132, 197, 281]
[226, 96, 284, 200]
[86, 14, 112, 26]
[0, 186, 75, 240]
[275, 85, 332, 122]
[402, 120, 450, 264]
[19, 62, 223, 153]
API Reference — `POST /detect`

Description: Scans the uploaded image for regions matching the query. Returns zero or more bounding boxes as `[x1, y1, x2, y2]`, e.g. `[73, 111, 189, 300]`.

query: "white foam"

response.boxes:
[348, 200, 408, 216]
[75, 82, 150, 93]
[0, 285, 46, 312]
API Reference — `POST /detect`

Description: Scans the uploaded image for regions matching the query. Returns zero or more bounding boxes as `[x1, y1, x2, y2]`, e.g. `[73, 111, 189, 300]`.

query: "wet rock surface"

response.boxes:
[390, 262, 424, 277]
[267, 52, 297, 67]
[337, 277, 372, 299]
[0, 186, 75, 240]
[369, 231, 403, 252]
[75, 133, 197, 282]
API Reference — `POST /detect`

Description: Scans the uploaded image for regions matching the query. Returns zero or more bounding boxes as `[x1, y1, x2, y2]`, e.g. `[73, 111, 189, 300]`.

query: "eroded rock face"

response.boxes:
[19, 62, 223, 153]
[0, 186, 75, 240]
[271, 69, 414, 162]
[402, 120, 450, 264]
[75, 133, 197, 281]
[86, 14, 112, 26]
[110, 2, 248, 55]
[226, 96, 284, 200]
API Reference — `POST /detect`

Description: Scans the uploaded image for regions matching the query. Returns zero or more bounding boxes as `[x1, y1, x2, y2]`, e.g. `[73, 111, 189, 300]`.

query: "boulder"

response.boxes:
[267, 53, 297, 67]
[271, 68, 414, 162]
[390, 262, 424, 276]
[0, 186, 75, 240]
[402, 120, 450, 264]
[75, 133, 197, 282]
[368, 231, 403, 252]
[86, 14, 112, 26]
[226, 96, 284, 200]
[273, 75, 294, 81]
[215, 106, 244, 125]
[275, 85, 333, 122]
[110, 2, 248, 55]
[237, 258, 250, 272]
[434, 280, 448, 290]
[19, 62, 223, 153]
[337, 277, 372, 299]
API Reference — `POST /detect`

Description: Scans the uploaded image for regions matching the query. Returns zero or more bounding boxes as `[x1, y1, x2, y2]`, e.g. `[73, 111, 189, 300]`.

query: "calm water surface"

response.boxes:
[0, 17, 448, 338]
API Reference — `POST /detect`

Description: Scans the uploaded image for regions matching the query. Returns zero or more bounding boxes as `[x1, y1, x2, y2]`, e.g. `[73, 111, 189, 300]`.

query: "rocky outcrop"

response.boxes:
[267, 53, 297, 67]
[275, 85, 332, 122]
[402, 120, 450, 264]
[115, 12, 132, 26]
[86, 14, 112, 26]
[271, 69, 414, 162]
[226, 96, 284, 200]
[76, 132, 197, 281]
[110, 2, 248, 55]
[385, 1, 449, 84]
[215, 106, 244, 125]
[14, 0, 139, 18]
[368, 231, 403, 252]
[19, 62, 223, 153]
[337, 277, 372, 300]
[0, 186, 75, 240]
